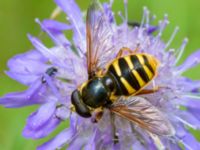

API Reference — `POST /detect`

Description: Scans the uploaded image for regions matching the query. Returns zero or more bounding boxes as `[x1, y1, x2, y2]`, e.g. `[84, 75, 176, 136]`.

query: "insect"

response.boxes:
[41, 67, 58, 83]
[71, 0, 174, 137]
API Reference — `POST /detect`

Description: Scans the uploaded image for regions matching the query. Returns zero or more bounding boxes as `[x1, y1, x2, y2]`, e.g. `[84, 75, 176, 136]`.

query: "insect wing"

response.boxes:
[86, 0, 113, 78]
[110, 96, 175, 136]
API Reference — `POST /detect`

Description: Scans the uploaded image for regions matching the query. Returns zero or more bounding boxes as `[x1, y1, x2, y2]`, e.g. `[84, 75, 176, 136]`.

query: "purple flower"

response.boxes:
[1, 0, 200, 149]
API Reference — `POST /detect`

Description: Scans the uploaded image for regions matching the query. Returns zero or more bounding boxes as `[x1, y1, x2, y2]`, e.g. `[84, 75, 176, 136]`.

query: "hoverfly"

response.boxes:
[71, 0, 174, 137]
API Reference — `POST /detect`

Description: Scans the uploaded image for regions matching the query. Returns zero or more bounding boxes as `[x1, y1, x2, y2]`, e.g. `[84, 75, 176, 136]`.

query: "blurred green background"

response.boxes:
[0, 0, 200, 149]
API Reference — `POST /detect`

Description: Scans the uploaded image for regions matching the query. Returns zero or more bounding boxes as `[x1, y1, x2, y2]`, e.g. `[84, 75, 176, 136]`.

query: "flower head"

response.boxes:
[1, 0, 200, 149]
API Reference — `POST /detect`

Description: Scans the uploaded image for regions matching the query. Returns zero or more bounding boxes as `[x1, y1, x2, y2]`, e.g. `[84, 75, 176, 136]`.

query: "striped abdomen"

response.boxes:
[107, 53, 158, 96]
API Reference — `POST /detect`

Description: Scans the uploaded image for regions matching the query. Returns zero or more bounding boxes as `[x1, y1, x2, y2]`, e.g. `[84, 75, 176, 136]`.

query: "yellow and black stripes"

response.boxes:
[107, 53, 157, 96]
[143, 55, 154, 74]
[107, 64, 129, 95]
[118, 58, 140, 91]
[130, 55, 150, 83]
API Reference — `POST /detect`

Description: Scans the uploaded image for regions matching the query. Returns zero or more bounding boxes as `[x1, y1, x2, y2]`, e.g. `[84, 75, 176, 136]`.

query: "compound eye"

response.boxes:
[103, 76, 115, 92]
[71, 90, 91, 118]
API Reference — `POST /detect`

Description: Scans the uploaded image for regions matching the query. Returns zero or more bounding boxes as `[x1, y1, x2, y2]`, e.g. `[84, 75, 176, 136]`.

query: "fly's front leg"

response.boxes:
[116, 46, 140, 58]
[91, 107, 104, 123]
[70, 104, 75, 112]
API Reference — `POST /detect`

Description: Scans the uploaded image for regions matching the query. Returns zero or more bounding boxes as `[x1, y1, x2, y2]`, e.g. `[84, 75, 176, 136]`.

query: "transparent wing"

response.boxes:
[86, 0, 114, 78]
[110, 96, 175, 136]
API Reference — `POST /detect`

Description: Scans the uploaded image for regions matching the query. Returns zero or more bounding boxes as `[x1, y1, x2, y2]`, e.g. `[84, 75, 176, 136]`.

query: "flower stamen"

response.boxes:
[165, 26, 179, 49]
[175, 38, 188, 64]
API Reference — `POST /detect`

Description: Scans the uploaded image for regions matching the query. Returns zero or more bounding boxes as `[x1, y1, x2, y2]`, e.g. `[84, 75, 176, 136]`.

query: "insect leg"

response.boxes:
[110, 112, 119, 144]
[116, 47, 133, 58]
[132, 43, 140, 53]
[116, 45, 140, 58]
[91, 107, 104, 123]
[136, 80, 160, 95]
[70, 104, 75, 112]
[130, 123, 145, 146]
[135, 87, 159, 95]
[96, 69, 106, 76]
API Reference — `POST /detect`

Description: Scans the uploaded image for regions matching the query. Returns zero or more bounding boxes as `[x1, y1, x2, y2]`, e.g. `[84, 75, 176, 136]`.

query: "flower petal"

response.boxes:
[42, 19, 72, 31]
[23, 116, 60, 139]
[177, 129, 200, 150]
[177, 111, 200, 130]
[6, 50, 48, 85]
[103, 3, 115, 23]
[181, 134, 200, 150]
[132, 142, 147, 150]
[0, 81, 44, 108]
[36, 19, 71, 48]
[54, 0, 86, 54]
[6, 72, 40, 86]
[177, 97, 200, 122]
[82, 129, 97, 150]
[55, 105, 70, 120]
[176, 49, 200, 74]
[28, 35, 78, 71]
[25, 101, 56, 130]
[177, 77, 200, 92]
[37, 128, 75, 150]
